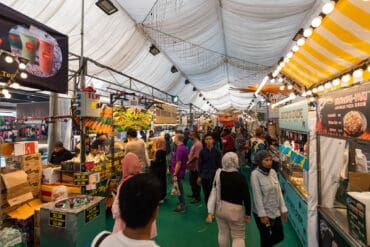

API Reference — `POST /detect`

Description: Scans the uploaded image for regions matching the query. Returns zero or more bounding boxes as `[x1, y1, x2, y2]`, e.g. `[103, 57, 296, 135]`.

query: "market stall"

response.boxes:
[277, 100, 317, 246]
[316, 81, 370, 247]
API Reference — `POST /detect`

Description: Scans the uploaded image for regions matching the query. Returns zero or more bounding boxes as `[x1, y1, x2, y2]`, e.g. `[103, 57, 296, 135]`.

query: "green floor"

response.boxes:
[105, 167, 302, 247]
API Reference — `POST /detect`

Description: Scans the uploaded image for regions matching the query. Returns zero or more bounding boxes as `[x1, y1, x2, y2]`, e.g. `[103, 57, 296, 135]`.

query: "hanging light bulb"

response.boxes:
[287, 85, 293, 90]
[301, 91, 307, 97]
[367, 65, 370, 72]
[278, 78, 283, 83]
[312, 88, 318, 93]
[332, 79, 340, 86]
[292, 45, 299, 52]
[267, 102, 271, 106]
[311, 16, 322, 28]
[284, 57, 290, 63]
[297, 38, 305, 46]
[12, 83, 20, 89]
[322, 1, 335, 15]
[310, 97, 315, 102]
[286, 52, 293, 59]
[280, 85, 285, 90]
[306, 90, 312, 96]
[20, 72, 28, 79]
[341, 74, 351, 83]
[279, 62, 285, 67]
[4, 93, 11, 99]
[289, 93, 296, 99]
[318, 85, 325, 92]
[270, 78, 276, 83]
[5, 55, 13, 63]
[2, 89, 9, 95]
[325, 82, 332, 89]
[303, 28, 313, 37]
[18, 62, 27, 70]
[353, 69, 363, 79]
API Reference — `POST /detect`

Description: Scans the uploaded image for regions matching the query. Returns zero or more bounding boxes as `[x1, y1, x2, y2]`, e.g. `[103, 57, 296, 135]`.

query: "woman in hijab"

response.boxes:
[112, 152, 157, 237]
[251, 150, 287, 247]
[207, 152, 251, 247]
[150, 136, 167, 202]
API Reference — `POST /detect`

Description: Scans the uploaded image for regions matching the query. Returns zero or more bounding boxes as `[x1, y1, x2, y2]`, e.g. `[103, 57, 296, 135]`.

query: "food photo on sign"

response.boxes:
[317, 83, 370, 140]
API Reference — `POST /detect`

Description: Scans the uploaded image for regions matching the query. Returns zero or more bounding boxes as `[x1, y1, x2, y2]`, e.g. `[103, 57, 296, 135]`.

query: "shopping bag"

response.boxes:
[171, 181, 181, 196]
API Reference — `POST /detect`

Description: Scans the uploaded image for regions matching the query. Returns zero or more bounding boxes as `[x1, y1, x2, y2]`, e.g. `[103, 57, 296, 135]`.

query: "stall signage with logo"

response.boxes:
[49, 210, 66, 228]
[279, 101, 308, 132]
[317, 83, 370, 139]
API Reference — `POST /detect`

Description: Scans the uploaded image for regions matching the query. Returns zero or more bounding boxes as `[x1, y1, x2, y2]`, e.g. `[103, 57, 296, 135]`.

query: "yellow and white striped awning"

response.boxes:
[282, 0, 370, 88]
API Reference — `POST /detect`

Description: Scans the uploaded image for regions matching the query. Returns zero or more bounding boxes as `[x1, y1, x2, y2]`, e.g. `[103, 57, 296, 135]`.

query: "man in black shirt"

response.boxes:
[49, 141, 73, 165]
[198, 133, 222, 205]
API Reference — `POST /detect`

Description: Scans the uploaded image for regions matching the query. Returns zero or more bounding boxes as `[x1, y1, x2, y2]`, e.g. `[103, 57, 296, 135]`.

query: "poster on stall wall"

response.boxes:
[279, 100, 308, 132]
[317, 82, 370, 140]
[0, 3, 68, 93]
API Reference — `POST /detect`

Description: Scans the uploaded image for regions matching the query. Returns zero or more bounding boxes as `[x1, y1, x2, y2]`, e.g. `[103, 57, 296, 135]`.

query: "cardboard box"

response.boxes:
[349, 172, 370, 192]
[14, 141, 38, 156]
[0, 170, 33, 206]
[0, 143, 14, 155]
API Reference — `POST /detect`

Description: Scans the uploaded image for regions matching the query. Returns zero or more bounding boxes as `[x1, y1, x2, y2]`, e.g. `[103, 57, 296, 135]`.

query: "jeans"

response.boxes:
[189, 170, 201, 200]
[253, 213, 284, 247]
[177, 178, 185, 207]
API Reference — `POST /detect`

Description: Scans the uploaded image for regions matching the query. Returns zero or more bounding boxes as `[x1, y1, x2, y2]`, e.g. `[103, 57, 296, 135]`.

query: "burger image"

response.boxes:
[343, 111, 367, 137]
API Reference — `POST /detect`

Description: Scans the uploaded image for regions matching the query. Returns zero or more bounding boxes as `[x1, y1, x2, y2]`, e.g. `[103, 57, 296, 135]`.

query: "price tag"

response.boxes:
[85, 203, 100, 224]
[49, 211, 66, 228]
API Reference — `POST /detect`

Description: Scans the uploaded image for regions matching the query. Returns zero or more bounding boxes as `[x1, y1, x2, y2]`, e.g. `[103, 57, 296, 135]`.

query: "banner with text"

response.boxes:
[317, 82, 370, 140]
[154, 104, 178, 125]
[279, 100, 308, 132]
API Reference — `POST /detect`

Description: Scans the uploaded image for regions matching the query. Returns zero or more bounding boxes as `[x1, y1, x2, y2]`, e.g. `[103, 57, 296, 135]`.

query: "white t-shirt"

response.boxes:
[91, 231, 159, 247]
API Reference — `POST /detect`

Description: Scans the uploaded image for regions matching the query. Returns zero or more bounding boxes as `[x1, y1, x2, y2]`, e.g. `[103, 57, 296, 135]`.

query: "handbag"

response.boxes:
[207, 169, 222, 215]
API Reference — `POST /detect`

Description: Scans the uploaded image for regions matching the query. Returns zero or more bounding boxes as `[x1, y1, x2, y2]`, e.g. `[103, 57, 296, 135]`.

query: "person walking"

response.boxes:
[171, 134, 188, 212]
[125, 128, 150, 172]
[207, 152, 251, 247]
[150, 136, 167, 202]
[251, 150, 288, 247]
[186, 131, 203, 204]
[198, 133, 221, 205]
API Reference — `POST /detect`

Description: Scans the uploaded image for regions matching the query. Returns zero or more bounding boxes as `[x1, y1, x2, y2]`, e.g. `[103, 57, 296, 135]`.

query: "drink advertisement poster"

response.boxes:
[317, 82, 370, 140]
[0, 3, 68, 93]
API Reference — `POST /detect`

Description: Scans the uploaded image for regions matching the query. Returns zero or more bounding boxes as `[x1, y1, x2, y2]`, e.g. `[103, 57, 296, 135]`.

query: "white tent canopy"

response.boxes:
[1, 0, 325, 111]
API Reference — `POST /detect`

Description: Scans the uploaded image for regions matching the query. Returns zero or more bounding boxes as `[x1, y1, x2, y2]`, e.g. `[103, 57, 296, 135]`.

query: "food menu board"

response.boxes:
[317, 82, 370, 140]
[279, 100, 308, 132]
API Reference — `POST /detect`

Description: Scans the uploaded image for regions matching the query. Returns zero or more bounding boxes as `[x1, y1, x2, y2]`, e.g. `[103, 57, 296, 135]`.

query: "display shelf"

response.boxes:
[319, 208, 364, 247]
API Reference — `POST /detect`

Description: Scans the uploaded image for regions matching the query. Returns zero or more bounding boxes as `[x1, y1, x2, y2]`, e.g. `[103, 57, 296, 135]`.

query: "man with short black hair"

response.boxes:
[91, 173, 160, 247]
[49, 141, 73, 165]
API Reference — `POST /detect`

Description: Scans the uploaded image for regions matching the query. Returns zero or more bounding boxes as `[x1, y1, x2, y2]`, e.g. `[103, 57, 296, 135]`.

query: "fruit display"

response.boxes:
[113, 106, 152, 131]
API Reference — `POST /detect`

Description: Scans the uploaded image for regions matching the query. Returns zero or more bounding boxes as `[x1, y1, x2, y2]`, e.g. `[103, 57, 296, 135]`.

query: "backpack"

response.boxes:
[250, 137, 266, 164]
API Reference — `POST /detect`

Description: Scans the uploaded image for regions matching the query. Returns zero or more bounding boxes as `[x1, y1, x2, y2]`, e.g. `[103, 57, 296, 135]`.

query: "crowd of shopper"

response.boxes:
[93, 125, 287, 247]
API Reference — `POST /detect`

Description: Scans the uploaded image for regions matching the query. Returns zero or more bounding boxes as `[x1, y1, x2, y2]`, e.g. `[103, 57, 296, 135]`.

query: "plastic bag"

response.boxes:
[171, 181, 181, 196]
[51, 185, 68, 201]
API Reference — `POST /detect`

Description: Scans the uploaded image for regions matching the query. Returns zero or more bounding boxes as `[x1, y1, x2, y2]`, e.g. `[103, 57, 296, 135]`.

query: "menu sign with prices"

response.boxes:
[85, 203, 100, 224]
[317, 82, 370, 140]
[74, 172, 90, 186]
[49, 211, 66, 228]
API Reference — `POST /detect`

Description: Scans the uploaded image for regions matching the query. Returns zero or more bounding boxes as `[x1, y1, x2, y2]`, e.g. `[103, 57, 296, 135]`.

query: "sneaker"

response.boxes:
[190, 198, 201, 204]
[173, 205, 185, 212]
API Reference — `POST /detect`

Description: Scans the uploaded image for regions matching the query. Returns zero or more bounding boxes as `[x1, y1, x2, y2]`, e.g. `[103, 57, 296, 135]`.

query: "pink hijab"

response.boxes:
[120, 152, 142, 184]
[112, 153, 157, 237]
